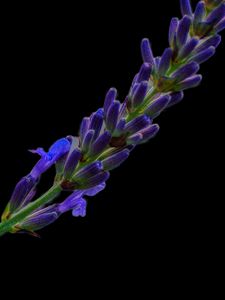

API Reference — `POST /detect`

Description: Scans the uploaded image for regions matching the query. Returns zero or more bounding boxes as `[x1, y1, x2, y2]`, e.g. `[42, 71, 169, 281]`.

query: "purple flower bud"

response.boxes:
[169, 17, 179, 47]
[127, 133, 143, 145]
[141, 124, 160, 143]
[145, 95, 171, 118]
[154, 57, 161, 70]
[20, 188, 37, 209]
[103, 88, 117, 115]
[119, 97, 128, 119]
[172, 62, 200, 82]
[72, 198, 87, 217]
[177, 16, 192, 47]
[64, 148, 81, 179]
[167, 91, 184, 107]
[141, 38, 154, 66]
[79, 117, 90, 143]
[178, 38, 199, 60]
[89, 131, 111, 157]
[132, 81, 149, 108]
[20, 209, 59, 231]
[131, 74, 139, 87]
[105, 101, 120, 133]
[81, 129, 95, 153]
[175, 75, 202, 91]
[158, 48, 173, 76]
[195, 35, 221, 53]
[193, 1, 206, 32]
[215, 17, 225, 33]
[102, 149, 130, 170]
[83, 171, 110, 189]
[131, 83, 139, 96]
[137, 63, 152, 82]
[85, 183, 106, 196]
[90, 108, 104, 139]
[206, 3, 225, 26]
[180, 0, 193, 16]
[73, 161, 103, 181]
[191, 46, 215, 64]
[125, 115, 151, 135]
[9, 175, 37, 212]
[30, 138, 71, 179]
[114, 118, 126, 136]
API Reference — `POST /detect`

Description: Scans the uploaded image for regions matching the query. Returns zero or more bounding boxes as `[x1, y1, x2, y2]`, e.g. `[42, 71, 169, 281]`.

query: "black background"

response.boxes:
[0, 0, 224, 293]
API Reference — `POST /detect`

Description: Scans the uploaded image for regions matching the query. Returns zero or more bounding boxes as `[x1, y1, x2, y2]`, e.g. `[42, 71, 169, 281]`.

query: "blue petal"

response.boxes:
[30, 138, 71, 179]
[48, 138, 71, 161]
[72, 198, 87, 217]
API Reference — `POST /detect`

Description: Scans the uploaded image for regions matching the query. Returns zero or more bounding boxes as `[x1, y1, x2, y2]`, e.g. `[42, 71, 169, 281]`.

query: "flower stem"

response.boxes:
[0, 184, 61, 237]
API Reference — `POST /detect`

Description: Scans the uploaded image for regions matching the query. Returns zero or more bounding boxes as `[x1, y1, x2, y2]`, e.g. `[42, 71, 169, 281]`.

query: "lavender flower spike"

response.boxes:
[0, 0, 224, 237]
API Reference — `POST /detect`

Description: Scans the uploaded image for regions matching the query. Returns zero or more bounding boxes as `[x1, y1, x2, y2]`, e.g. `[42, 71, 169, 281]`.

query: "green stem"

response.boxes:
[0, 184, 61, 237]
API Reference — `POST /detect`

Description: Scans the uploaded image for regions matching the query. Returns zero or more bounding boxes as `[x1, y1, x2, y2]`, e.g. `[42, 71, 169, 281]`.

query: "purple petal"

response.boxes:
[64, 148, 81, 179]
[58, 191, 84, 213]
[20, 212, 59, 231]
[81, 129, 95, 153]
[175, 75, 202, 91]
[141, 124, 160, 143]
[20, 188, 37, 208]
[172, 62, 200, 82]
[127, 133, 143, 145]
[137, 63, 152, 82]
[114, 118, 126, 136]
[79, 117, 90, 143]
[125, 115, 151, 135]
[141, 38, 154, 66]
[191, 46, 215, 64]
[145, 95, 171, 118]
[169, 17, 179, 47]
[195, 35, 221, 53]
[72, 198, 87, 217]
[206, 3, 225, 26]
[119, 97, 128, 119]
[74, 161, 103, 181]
[193, 1, 206, 31]
[83, 171, 110, 189]
[132, 81, 148, 108]
[131, 74, 139, 87]
[177, 16, 192, 47]
[167, 91, 184, 107]
[89, 109, 104, 139]
[158, 48, 173, 76]
[48, 138, 71, 161]
[30, 138, 71, 179]
[9, 175, 37, 212]
[104, 88, 117, 115]
[102, 149, 130, 170]
[89, 131, 111, 157]
[178, 38, 199, 59]
[85, 183, 106, 196]
[105, 101, 120, 133]
[180, 0, 193, 16]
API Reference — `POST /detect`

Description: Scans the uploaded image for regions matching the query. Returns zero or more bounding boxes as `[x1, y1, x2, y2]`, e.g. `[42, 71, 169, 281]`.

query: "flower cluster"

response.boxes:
[0, 0, 224, 236]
